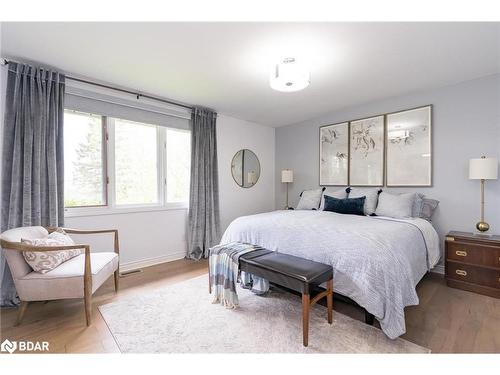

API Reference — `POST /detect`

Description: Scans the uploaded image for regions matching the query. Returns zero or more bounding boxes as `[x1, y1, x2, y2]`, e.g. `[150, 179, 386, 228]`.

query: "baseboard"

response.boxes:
[120, 251, 187, 272]
[431, 264, 445, 275]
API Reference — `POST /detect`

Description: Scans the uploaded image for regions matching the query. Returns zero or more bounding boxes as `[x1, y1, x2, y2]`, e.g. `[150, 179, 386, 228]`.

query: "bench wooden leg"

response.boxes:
[302, 293, 310, 347]
[327, 279, 333, 324]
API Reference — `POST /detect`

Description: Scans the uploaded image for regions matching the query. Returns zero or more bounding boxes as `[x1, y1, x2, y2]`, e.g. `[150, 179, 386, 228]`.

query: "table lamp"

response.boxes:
[281, 169, 294, 209]
[469, 156, 498, 232]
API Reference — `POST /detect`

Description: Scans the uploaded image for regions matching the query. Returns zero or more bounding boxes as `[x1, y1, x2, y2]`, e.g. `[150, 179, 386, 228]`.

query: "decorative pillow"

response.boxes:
[319, 187, 348, 210]
[420, 198, 439, 221]
[347, 187, 382, 215]
[296, 187, 325, 210]
[412, 193, 425, 217]
[323, 195, 366, 216]
[22, 229, 83, 274]
[375, 192, 416, 219]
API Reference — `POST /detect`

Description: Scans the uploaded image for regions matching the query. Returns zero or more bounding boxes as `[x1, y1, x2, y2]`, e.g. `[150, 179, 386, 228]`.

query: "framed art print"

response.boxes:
[319, 122, 349, 185]
[386, 105, 432, 186]
[349, 115, 384, 186]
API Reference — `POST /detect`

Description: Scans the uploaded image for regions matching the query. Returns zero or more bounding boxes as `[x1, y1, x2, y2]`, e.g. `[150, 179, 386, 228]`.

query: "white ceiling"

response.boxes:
[1, 22, 499, 127]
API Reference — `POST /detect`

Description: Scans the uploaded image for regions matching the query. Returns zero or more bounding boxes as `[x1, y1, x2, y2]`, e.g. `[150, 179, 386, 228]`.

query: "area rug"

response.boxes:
[99, 275, 429, 353]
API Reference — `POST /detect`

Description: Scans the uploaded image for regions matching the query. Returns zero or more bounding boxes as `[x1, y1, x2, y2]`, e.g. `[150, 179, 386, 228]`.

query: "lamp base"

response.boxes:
[476, 221, 490, 232]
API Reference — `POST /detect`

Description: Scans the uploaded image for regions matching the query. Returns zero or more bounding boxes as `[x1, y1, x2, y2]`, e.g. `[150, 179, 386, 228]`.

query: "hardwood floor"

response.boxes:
[1, 259, 499, 353]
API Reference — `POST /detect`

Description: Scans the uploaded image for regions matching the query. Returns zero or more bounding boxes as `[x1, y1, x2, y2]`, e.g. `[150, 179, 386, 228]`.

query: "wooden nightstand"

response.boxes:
[445, 231, 500, 298]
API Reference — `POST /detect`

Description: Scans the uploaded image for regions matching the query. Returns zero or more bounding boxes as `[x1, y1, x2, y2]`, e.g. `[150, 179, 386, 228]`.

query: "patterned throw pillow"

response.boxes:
[22, 229, 83, 273]
[412, 193, 425, 217]
[411, 193, 439, 221]
[420, 198, 440, 221]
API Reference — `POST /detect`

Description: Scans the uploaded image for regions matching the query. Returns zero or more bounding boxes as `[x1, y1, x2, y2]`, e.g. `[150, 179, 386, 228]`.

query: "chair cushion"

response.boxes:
[21, 229, 83, 273]
[16, 252, 119, 301]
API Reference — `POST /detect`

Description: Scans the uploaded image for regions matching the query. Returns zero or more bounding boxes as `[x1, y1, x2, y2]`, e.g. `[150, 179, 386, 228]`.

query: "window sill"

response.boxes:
[64, 204, 188, 218]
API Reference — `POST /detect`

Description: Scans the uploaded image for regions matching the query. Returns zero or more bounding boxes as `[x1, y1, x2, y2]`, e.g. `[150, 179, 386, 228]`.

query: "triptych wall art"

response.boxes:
[319, 105, 432, 187]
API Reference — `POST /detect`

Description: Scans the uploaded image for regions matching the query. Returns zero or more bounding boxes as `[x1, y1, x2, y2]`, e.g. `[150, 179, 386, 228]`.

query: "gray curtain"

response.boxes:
[1, 62, 65, 306]
[187, 107, 220, 260]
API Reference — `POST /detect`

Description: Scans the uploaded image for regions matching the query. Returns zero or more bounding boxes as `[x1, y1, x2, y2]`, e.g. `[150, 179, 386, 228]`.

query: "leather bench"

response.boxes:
[239, 249, 333, 347]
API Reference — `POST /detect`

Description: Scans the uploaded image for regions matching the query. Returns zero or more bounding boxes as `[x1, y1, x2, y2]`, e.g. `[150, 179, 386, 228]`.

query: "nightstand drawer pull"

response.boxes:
[455, 269, 467, 277]
[455, 250, 467, 257]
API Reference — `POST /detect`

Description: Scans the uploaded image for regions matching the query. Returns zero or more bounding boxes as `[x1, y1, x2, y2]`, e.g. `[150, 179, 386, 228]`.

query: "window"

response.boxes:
[64, 111, 106, 207]
[63, 109, 190, 213]
[166, 129, 190, 203]
[114, 119, 159, 205]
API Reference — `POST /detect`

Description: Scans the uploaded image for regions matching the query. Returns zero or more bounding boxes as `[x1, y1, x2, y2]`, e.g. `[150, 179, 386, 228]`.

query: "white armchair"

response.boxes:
[0, 226, 120, 326]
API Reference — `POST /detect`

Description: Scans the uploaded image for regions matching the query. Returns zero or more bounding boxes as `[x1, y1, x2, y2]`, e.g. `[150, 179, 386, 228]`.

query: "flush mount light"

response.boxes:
[270, 57, 310, 92]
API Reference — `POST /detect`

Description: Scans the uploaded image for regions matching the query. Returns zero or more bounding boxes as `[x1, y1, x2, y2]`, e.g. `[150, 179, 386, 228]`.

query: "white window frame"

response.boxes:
[64, 112, 189, 218]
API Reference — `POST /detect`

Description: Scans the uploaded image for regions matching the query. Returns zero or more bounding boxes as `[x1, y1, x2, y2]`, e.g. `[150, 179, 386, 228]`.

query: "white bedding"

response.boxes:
[220, 210, 440, 339]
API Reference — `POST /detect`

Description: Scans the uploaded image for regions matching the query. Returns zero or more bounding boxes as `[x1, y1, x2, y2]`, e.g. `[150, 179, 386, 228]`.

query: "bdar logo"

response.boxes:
[0, 339, 49, 353]
[1, 339, 17, 354]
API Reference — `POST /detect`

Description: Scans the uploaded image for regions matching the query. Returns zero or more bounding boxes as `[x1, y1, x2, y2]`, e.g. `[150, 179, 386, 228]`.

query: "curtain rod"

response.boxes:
[1, 58, 194, 111]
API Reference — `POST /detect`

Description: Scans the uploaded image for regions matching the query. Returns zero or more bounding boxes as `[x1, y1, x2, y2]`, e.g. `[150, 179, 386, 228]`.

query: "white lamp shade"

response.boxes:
[469, 157, 498, 180]
[281, 169, 293, 183]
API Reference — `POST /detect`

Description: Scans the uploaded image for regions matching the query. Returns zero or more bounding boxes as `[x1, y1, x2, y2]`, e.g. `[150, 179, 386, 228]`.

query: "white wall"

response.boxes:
[217, 114, 276, 231]
[65, 209, 188, 270]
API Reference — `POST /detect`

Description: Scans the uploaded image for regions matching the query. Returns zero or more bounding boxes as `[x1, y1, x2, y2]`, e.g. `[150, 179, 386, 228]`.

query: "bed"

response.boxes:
[220, 209, 440, 339]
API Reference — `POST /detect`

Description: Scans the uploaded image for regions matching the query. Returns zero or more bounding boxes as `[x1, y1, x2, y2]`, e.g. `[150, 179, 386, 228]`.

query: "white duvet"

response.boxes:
[220, 210, 440, 339]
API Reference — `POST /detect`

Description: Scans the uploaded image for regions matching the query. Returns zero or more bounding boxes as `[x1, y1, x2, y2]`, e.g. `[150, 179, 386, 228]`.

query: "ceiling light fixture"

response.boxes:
[270, 57, 310, 92]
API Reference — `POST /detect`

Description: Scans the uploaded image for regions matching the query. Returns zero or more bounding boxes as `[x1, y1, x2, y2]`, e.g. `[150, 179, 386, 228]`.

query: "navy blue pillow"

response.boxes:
[323, 195, 366, 216]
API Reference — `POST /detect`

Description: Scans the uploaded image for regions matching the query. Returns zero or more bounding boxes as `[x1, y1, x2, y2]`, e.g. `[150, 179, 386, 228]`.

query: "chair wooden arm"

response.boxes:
[48, 227, 117, 235]
[46, 227, 120, 255]
[0, 239, 89, 253]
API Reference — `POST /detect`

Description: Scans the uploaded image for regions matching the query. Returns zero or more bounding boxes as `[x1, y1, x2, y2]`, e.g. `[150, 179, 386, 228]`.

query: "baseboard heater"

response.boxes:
[119, 269, 143, 277]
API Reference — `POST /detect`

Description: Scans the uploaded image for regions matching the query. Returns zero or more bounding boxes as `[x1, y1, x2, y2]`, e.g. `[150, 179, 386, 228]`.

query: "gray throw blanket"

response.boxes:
[209, 242, 268, 308]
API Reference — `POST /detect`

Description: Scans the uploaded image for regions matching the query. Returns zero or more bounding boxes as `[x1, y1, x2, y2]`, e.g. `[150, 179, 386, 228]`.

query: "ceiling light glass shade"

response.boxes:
[270, 58, 310, 92]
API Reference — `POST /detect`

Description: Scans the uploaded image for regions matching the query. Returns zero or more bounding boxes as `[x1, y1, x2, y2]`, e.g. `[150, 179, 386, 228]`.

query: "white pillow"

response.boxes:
[22, 229, 83, 273]
[296, 188, 324, 210]
[375, 192, 416, 219]
[319, 187, 348, 210]
[348, 187, 381, 215]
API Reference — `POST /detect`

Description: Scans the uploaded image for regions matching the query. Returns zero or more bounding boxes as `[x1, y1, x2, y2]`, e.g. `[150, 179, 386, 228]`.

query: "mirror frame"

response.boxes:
[230, 149, 261, 189]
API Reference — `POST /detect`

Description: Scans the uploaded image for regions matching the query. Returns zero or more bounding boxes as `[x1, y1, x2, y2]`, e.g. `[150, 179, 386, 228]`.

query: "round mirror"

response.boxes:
[231, 149, 261, 188]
